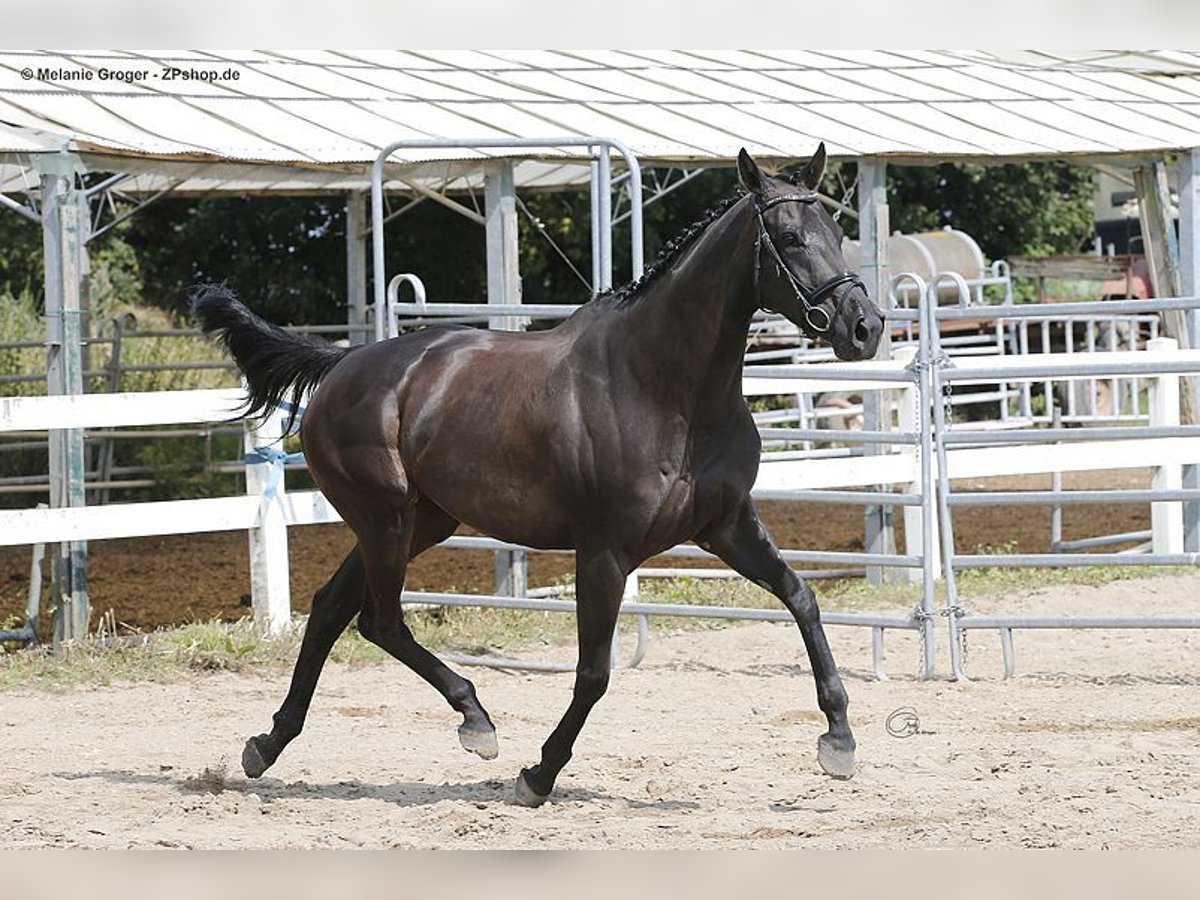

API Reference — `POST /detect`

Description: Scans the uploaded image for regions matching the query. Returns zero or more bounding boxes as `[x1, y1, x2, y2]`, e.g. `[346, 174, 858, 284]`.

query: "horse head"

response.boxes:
[738, 145, 884, 361]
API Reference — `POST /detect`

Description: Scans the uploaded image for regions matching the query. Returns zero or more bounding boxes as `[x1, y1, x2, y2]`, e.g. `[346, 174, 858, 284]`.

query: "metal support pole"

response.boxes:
[485, 163, 523, 333]
[1180, 149, 1200, 550]
[485, 162, 522, 592]
[39, 158, 90, 646]
[597, 148, 613, 292]
[244, 408, 292, 636]
[857, 158, 895, 584]
[923, 295, 966, 681]
[1135, 160, 1192, 430]
[1148, 337, 1184, 554]
[345, 191, 369, 345]
[1050, 406, 1063, 550]
[915, 287, 938, 679]
[589, 155, 602, 297]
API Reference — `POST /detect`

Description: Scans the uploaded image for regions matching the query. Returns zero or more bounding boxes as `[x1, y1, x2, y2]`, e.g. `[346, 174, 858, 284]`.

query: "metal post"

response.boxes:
[1050, 406, 1063, 550]
[915, 290, 938, 679]
[857, 158, 895, 584]
[1134, 162, 1193, 420]
[1148, 337, 1184, 554]
[485, 162, 524, 593]
[39, 158, 90, 646]
[923, 292, 966, 680]
[589, 154, 602, 297]
[894, 344, 938, 584]
[1179, 149, 1200, 550]
[346, 191, 369, 345]
[485, 162, 523, 332]
[597, 148, 613, 292]
[244, 408, 292, 636]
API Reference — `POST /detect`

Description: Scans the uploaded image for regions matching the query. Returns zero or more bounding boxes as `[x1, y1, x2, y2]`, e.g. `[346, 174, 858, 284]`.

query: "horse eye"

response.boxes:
[781, 231, 802, 247]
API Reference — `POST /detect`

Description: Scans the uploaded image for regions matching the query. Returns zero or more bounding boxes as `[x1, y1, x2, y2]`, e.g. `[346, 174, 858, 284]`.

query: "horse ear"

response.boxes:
[737, 148, 767, 196]
[800, 142, 827, 190]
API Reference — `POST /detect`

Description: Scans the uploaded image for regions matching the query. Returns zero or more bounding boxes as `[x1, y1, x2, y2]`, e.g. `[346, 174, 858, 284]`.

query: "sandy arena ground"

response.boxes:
[2, 571, 1199, 849]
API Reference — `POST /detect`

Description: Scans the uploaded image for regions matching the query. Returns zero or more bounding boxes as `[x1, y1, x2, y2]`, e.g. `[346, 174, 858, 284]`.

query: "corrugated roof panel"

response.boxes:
[499, 101, 700, 152]
[877, 102, 1058, 156]
[434, 101, 605, 142]
[675, 49, 800, 73]
[3, 49, 1200, 191]
[357, 100, 527, 145]
[477, 50, 598, 71]
[19, 94, 222, 154]
[998, 100, 1142, 152]
[585, 101, 762, 156]
[957, 65, 1078, 101]
[419, 69, 555, 103]
[618, 50, 739, 71]
[551, 49, 664, 70]
[273, 100, 438, 148]
[557, 69, 702, 104]
[147, 96, 364, 160]
[1070, 100, 1200, 148]
[348, 51, 432, 71]
[833, 67, 966, 102]
[737, 103, 921, 156]
[486, 69, 634, 103]
[872, 65, 1026, 103]
[323, 64, 485, 103]
[760, 67, 900, 103]
[0, 57, 74, 93]
[701, 68, 834, 104]
[397, 50, 511, 72]
[661, 104, 799, 157]
[1076, 69, 1200, 104]
[243, 59, 398, 102]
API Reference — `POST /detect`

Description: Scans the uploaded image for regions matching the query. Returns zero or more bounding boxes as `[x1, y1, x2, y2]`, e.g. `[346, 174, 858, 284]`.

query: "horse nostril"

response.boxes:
[854, 317, 871, 345]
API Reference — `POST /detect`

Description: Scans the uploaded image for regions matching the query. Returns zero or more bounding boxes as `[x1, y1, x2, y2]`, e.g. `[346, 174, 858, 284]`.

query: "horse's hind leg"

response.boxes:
[514, 547, 625, 806]
[243, 548, 365, 778]
[349, 497, 497, 759]
[700, 500, 856, 779]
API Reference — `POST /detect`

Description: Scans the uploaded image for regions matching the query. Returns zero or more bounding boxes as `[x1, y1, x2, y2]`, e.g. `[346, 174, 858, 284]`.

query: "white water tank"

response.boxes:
[843, 228, 986, 305]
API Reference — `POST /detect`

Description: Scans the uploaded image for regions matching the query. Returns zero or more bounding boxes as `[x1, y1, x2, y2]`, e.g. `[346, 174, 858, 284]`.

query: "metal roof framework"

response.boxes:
[3, 49, 1200, 198]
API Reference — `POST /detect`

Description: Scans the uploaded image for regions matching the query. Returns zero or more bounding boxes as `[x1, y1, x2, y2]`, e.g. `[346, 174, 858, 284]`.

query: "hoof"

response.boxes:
[459, 725, 499, 760]
[241, 736, 271, 779]
[817, 733, 856, 780]
[512, 770, 550, 808]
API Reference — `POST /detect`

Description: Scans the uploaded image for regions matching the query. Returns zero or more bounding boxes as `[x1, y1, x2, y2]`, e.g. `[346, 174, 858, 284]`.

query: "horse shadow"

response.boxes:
[57, 768, 699, 812]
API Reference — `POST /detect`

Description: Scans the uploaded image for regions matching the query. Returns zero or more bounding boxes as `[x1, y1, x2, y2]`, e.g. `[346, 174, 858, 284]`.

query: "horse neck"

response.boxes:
[617, 199, 758, 414]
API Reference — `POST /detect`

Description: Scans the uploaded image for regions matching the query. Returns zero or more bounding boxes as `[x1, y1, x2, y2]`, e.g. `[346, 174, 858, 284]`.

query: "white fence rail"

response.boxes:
[4, 332, 1200, 676]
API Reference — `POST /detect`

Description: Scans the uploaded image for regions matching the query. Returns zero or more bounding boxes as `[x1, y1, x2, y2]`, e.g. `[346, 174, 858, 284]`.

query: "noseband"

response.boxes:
[753, 192, 866, 335]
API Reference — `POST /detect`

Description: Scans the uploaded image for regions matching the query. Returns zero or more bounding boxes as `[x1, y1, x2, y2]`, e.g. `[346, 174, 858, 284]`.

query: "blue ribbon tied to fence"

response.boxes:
[244, 446, 306, 500]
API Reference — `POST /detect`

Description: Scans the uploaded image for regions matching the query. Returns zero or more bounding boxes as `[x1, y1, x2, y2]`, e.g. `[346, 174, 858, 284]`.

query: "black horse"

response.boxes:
[194, 146, 884, 806]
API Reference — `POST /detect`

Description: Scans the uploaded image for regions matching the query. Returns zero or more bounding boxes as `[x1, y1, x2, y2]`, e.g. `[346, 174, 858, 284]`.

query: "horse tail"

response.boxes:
[190, 283, 351, 428]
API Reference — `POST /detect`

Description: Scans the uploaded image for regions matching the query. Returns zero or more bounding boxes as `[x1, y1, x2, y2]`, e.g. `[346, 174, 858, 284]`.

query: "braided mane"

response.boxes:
[601, 191, 745, 308]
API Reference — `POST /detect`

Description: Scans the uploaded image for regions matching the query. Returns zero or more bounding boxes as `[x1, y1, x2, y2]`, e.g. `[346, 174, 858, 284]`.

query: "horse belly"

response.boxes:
[404, 428, 575, 550]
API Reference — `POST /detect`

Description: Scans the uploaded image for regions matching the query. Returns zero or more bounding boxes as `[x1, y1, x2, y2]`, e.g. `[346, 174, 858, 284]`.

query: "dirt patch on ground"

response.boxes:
[2, 571, 1199, 848]
[0, 469, 1152, 633]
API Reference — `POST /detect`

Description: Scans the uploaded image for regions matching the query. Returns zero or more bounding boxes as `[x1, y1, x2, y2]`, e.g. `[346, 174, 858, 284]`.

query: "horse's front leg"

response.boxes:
[699, 500, 856, 778]
[513, 547, 626, 806]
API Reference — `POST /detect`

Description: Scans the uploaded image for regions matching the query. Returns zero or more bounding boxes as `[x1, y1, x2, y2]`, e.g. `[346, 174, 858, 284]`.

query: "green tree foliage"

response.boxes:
[0, 208, 44, 301]
[3, 158, 1098, 327]
[125, 195, 488, 325]
[883, 161, 1096, 260]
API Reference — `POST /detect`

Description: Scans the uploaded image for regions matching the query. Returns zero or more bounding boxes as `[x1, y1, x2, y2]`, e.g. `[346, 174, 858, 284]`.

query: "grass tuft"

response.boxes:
[0, 563, 1185, 692]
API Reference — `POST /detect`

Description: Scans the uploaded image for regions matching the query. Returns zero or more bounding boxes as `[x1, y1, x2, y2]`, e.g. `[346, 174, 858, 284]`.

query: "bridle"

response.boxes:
[753, 191, 866, 335]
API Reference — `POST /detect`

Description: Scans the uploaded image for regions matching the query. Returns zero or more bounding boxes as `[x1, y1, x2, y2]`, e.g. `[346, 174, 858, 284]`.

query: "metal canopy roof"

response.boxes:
[2, 49, 1200, 195]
